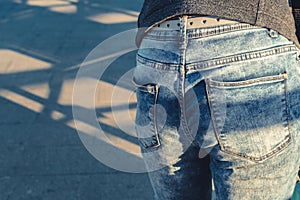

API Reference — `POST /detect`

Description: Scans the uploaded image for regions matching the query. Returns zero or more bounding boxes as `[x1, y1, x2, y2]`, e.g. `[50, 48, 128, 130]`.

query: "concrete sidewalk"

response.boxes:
[0, 0, 154, 199]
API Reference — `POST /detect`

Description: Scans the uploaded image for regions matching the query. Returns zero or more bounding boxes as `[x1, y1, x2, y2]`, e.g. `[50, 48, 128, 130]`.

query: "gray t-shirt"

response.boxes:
[137, 0, 300, 48]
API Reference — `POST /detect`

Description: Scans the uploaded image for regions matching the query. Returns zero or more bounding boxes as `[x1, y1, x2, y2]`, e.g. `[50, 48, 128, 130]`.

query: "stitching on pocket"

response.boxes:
[207, 73, 288, 87]
[205, 72, 292, 162]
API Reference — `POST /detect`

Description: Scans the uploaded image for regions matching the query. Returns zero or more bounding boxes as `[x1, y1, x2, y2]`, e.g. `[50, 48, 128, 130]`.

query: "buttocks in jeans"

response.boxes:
[133, 16, 300, 200]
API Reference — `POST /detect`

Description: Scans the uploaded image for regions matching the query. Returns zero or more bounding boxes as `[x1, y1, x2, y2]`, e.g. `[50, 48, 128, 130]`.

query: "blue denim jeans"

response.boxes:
[134, 16, 300, 200]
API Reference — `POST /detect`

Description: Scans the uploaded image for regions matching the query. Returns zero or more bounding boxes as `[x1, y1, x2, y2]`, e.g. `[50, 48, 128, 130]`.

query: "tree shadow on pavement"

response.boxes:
[0, 0, 154, 199]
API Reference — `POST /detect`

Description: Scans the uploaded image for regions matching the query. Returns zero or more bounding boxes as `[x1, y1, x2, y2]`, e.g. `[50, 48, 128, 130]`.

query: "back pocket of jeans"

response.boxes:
[205, 72, 291, 162]
[135, 83, 161, 151]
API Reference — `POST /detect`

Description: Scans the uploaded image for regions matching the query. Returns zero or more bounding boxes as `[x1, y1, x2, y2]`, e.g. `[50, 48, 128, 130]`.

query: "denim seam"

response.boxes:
[137, 54, 179, 71]
[144, 34, 180, 41]
[186, 45, 298, 72]
[208, 73, 288, 87]
[140, 84, 161, 150]
[205, 79, 225, 154]
[284, 74, 293, 146]
[177, 16, 198, 144]
[144, 23, 259, 41]
[187, 23, 258, 39]
[137, 45, 298, 72]
[152, 85, 161, 149]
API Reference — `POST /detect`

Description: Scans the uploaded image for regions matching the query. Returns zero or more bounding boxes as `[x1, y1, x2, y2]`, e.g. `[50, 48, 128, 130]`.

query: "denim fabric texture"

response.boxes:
[134, 16, 300, 200]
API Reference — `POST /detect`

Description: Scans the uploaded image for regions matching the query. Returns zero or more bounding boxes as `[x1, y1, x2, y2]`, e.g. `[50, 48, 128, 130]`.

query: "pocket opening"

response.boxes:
[135, 83, 161, 150]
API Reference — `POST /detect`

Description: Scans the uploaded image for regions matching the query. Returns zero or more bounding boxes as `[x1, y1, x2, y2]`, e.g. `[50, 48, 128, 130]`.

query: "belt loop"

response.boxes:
[179, 16, 188, 36]
[179, 15, 188, 49]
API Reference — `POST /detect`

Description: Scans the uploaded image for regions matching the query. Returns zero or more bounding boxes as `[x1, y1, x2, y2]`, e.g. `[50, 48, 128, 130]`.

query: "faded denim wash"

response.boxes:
[134, 16, 300, 200]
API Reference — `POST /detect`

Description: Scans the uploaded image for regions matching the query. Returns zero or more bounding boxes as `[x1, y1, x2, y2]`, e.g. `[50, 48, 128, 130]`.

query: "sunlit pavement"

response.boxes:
[0, 0, 155, 199]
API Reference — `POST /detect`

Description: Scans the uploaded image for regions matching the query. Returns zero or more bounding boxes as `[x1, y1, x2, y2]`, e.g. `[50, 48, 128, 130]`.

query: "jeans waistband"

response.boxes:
[138, 16, 297, 73]
[144, 23, 259, 41]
